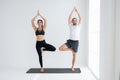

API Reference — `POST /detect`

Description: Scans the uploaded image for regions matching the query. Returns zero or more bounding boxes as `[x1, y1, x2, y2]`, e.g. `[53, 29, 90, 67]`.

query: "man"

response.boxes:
[59, 7, 82, 71]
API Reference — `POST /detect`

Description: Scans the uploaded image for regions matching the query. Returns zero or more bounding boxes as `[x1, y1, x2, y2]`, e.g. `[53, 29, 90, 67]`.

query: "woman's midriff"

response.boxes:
[36, 35, 45, 41]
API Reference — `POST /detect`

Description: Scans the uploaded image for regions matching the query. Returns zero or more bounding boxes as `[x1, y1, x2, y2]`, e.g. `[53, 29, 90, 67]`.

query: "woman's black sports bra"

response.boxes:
[35, 28, 45, 35]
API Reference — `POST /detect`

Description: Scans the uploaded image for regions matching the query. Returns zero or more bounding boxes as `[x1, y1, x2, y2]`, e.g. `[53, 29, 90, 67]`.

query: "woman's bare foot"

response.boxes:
[41, 47, 44, 56]
[40, 67, 44, 72]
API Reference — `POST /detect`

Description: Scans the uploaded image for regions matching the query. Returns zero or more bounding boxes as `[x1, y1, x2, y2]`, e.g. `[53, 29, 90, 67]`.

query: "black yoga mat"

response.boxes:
[26, 68, 81, 73]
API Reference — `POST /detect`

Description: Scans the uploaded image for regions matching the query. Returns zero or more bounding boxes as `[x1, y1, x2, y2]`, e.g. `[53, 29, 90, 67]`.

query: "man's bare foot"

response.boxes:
[40, 67, 44, 72]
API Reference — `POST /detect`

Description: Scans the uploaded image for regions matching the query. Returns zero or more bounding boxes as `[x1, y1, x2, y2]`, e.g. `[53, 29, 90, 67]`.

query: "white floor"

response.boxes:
[0, 67, 97, 80]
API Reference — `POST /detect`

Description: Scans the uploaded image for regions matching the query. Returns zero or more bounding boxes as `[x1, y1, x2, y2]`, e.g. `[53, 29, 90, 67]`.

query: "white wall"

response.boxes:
[100, 0, 115, 80]
[0, 0, 88, 70]
[115, 0, 120, 80]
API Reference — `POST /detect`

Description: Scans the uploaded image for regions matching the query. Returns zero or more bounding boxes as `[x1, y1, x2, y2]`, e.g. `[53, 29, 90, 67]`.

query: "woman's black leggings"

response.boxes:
[36, 40, 56, 67]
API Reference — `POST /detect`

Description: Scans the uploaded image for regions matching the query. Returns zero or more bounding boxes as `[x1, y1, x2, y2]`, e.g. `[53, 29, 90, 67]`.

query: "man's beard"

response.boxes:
[73, 23, 77, 25]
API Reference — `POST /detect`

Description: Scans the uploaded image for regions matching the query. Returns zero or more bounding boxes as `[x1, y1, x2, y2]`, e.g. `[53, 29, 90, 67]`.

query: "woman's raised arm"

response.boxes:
[37, 10, 47, 29]
[31, 12, 38, 31]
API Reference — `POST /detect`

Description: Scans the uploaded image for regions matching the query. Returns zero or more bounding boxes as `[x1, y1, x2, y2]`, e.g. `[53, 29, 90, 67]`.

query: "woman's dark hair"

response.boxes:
[37, 19, 44, 27]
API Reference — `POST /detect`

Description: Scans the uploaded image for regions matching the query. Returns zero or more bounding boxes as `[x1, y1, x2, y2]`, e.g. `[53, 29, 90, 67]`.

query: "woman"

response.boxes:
[59, 7, 82, 71]
[31, 10, 56, 72]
